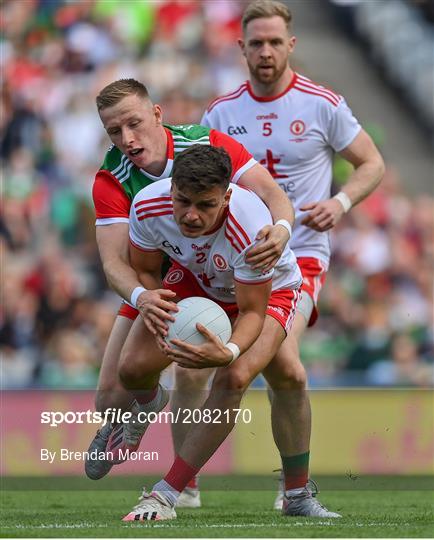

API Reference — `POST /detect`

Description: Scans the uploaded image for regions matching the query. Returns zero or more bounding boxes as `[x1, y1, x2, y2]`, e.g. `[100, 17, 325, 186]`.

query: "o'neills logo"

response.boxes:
[191, 243, 211, 251]
[268, 305, 285, 317]
[256, 113, 278, 120]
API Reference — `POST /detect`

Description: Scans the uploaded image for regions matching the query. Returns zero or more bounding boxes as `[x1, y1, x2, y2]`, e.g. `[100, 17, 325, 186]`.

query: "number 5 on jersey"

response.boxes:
[262, 122, 272, 137]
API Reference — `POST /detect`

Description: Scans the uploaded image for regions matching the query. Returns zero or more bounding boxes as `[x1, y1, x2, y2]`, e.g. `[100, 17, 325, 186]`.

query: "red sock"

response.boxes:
[186, 475, 199, 489]
[281, 451, 310, 491]
[134, 387, 157, 405]
[164, 455, 200, 493]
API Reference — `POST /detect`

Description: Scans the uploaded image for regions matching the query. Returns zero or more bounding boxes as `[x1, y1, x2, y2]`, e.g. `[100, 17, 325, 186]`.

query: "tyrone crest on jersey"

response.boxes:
[289, 119, 308, 143]
[213, 253, 228, 271]
[228, 125, 248, 136]
[290, 120, 306, 136]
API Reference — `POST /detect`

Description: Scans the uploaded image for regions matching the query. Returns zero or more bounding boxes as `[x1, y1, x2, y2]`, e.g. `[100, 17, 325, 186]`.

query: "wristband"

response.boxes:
[130, 286, 146, 308]
[275, 219, 292, 238]
[333, 192, 352, 213]
[225, 342, 241, 365]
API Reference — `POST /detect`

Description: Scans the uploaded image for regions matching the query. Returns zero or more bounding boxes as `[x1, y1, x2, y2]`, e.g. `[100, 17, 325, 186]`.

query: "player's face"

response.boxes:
[171, 184, 231, 238]
[239, 16, 295, 86]
[99, 94, 164, 169]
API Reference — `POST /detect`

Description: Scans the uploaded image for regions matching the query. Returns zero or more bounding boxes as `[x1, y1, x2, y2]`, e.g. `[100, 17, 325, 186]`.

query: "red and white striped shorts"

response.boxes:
[297, 257, 328, 327]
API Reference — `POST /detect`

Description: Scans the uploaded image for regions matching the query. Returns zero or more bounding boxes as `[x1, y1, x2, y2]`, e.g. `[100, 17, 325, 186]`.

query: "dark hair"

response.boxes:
[242, 0, 292, 34]
[96, 79, 150, 111]
[171, 145, 232, 194]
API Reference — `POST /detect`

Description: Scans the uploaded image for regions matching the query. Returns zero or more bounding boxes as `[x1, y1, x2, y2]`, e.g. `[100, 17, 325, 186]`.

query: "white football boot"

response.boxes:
[176, 487, 201, 508]
[122, 490, 176, 521]
[282, 479, 342, 518]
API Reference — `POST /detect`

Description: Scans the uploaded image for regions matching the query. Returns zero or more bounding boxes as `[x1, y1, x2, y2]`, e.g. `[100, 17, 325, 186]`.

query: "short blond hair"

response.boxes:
[242, 0, 293, 34]
[96, 79, 150, 111]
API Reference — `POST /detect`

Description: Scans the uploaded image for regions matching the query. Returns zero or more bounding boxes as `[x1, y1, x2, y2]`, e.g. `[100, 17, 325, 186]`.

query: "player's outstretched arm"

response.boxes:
[129, 243, 178, 338]
[96, 223, 151, 303]
[239, 163, 294, 272]
[165, 279, 271, 369]
[300, 129, 385, 232]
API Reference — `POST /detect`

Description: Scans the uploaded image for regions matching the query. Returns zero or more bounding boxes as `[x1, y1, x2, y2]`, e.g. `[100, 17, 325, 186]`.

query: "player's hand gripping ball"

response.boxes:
[166, 296, 231, 349]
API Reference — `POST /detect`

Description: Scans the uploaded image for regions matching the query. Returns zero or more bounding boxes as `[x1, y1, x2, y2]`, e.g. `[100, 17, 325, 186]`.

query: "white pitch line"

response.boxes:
[151, 522, 334, 528]
[5, 522, 325, 529]
[5, 523, 110, 530]
[4, 521, 408, 530]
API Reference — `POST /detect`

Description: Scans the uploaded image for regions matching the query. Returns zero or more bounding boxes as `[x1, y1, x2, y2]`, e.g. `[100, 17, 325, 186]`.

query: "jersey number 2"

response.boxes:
[196, 252, 207, 264]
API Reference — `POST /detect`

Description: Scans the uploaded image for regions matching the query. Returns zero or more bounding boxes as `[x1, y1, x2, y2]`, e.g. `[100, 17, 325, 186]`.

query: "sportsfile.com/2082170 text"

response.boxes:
[40, 408, 252, 427]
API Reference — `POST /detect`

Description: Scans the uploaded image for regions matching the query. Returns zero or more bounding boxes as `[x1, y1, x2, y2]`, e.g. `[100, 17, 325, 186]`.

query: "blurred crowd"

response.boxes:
[330, 0, 434, 133]
[1, 0, 433, 389]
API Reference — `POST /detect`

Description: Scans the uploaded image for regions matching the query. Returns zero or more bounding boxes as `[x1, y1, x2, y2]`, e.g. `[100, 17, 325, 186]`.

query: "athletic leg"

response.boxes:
[264, 300, 341, 517]
[118, 314, 172, 390]
[264, 312, 310, 461]
[122, 315, 287, 521]
[171, 365, 214, 507]
[171, 367, 214, 454]
[85, 312, 136, 480]
[177, 317, 285, 470]
[95, 314, 136, 413]
[108, 315, 173, 461]
[265, 264, 323, 508]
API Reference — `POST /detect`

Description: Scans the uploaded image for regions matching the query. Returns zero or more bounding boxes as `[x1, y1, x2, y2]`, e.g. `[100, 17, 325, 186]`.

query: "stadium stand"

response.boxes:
[329, 0, 434, 133]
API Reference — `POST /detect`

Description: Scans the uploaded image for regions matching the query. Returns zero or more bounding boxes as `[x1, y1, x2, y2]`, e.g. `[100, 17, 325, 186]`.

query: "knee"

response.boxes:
[118, 348, 151, 389]
[214, 366, 251, 395]
[175, 365, 210, 392]
[118, 352, 136, 389]
[269, 359, 307, 391]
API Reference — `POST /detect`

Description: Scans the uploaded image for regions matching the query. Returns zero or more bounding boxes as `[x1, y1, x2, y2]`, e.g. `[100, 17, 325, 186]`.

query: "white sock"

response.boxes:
[152, 479, 179, 507]
[285, 487, 305, 497]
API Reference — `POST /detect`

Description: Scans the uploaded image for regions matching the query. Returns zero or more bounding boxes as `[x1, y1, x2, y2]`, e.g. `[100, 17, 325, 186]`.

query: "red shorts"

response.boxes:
[297, 257, 328, 327]
[118, 302, 139, 320]
[163, 262, 300, 333]
[117, 257, 325, 327]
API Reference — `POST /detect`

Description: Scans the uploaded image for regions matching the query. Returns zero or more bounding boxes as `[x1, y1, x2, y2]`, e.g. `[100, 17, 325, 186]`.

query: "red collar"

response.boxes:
[247, 72, 297, 102]
[164, 127, 174, 159]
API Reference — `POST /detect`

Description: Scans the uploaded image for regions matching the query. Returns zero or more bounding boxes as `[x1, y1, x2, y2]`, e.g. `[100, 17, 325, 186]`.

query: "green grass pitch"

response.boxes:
[1, 476, 433, 538]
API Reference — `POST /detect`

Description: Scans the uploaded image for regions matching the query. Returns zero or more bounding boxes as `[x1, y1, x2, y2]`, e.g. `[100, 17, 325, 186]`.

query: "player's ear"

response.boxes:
[223, 187, 232, 206]
[238, 38, 246, 56]
[154, 104, 163, 125]
[288, 35, 296, 54]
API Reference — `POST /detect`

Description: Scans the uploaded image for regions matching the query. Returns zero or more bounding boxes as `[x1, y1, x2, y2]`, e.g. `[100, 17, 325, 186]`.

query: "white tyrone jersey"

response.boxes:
[129, 179, 301, 304]
[201, 73, 362, 266]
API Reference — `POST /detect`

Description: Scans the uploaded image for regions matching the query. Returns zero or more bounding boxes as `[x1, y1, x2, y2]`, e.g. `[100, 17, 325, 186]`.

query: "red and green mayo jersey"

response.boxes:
[92, 124, 256, 225]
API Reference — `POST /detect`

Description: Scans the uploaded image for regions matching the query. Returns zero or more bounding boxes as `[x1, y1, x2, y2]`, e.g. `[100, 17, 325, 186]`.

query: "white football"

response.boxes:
[166, 296, 232, 348]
